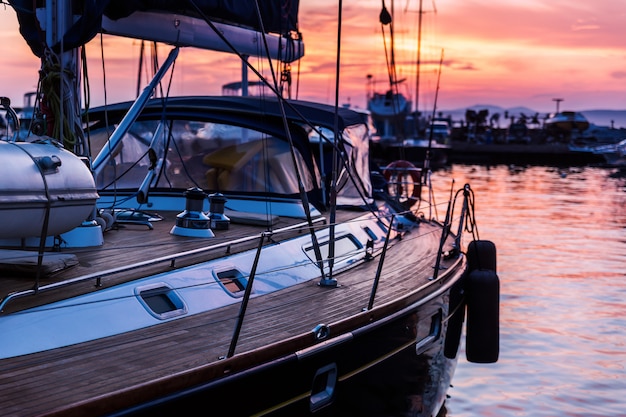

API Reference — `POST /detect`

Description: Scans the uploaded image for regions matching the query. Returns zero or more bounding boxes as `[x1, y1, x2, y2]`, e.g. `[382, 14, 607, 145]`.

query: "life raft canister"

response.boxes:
[0, 141, 98, 239]
[465, 240, 500, 364]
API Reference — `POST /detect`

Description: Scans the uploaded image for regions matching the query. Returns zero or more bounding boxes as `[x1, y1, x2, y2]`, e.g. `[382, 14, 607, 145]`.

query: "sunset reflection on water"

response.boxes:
[430, 165, 626, 417]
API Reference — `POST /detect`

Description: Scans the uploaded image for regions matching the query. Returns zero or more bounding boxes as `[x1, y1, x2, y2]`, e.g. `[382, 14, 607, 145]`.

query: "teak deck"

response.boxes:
[0, 205, 462, 417]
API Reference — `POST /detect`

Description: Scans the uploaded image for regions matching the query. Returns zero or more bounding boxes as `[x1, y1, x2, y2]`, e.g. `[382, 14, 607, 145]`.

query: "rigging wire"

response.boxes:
[136, 40, 145, 98]
[96, 31, 123, 210]
[91, 2, 418, 243]
[326, 0, 345, 281]
[95, 0, 412, 237]
[415, 0, 423, 117]
[249, 0, 328, 282]
[182, 0, 350, 195]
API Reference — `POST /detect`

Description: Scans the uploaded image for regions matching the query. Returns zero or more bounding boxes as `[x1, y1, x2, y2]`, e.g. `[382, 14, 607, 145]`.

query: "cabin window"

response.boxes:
[135, 283, 187, 320]
[303, 234, 362, 264]
[92, 117, 318, 195]
[214, 268, 248, 296]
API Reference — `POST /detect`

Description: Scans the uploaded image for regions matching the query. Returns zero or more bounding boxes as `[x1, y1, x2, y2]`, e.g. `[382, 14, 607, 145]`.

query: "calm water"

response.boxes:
[430, 164, 626, 417]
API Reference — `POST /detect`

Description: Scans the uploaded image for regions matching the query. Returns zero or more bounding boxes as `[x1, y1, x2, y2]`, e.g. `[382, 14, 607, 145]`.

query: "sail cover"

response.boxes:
[9, 0, 300, 58]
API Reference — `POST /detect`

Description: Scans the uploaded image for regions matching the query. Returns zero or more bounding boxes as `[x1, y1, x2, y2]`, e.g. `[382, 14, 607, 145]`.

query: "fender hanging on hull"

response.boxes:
[467, 239, 497, 272]
[465, 240, 500, 363]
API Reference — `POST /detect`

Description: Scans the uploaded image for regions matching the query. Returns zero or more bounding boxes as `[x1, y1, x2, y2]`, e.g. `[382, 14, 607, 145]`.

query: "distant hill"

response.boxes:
[578, 110, 626, 129]
[438, 105, 626, 128]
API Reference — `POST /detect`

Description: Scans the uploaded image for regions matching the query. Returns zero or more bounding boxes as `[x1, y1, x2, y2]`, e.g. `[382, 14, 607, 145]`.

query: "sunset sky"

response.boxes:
[0, 0, 624, 114]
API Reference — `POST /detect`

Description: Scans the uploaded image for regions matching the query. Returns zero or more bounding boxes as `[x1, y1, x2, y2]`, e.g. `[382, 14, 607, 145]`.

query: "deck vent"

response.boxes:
[136, 283, 188, 320]
[170, 187, 214, 238]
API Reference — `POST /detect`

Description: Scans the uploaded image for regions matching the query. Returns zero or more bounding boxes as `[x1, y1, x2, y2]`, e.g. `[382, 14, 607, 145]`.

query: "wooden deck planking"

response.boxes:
[0, 210, 322, 313]
[0, 207, 462, 417]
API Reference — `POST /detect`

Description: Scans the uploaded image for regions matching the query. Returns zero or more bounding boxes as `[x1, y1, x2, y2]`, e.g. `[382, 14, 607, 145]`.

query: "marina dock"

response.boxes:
[448, 141, 605, 166]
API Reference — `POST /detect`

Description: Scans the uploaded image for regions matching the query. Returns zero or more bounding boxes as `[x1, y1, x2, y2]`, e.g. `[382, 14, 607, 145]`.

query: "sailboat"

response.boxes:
[0, 1, 499, 416]
[368, 0, 451, 169]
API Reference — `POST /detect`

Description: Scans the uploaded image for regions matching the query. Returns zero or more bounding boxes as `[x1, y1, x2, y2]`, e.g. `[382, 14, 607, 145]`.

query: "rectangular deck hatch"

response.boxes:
[214, 268, 248, 296]
[135, 283, 187, 320]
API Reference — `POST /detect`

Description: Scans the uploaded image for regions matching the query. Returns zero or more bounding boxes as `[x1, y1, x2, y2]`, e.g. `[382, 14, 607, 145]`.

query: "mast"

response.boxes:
[379, 1, 396, 98]
[41, 0, 85, 154]
[414, 0, 423, 118]
[424, 49, 443, 176]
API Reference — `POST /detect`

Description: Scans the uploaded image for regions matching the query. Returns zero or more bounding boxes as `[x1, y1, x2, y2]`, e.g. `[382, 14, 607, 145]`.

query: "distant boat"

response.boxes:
[429, 119, 452, 139]
[366, 1, 450, 168]
[590, 138, 626, 166]
[545, 111, 590, 133]
[368, 89, 411, 123]
[221, 80, 270, 97]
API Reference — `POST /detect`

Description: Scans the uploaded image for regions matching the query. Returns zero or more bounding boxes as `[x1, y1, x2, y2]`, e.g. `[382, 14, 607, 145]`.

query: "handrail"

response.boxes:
[0, 216, 326, 313]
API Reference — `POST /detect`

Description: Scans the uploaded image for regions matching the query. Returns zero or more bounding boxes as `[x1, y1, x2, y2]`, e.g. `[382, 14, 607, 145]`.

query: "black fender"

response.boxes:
[465, 240, 499, 363]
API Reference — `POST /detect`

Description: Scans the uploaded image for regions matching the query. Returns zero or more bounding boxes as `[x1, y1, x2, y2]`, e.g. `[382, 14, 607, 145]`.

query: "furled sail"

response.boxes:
[105, 0, 300, 34]
[9, 0, 303, 62]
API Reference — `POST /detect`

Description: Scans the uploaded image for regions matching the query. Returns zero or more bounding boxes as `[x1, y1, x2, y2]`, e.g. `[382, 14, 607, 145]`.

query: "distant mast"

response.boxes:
[414, 0, 423, 118]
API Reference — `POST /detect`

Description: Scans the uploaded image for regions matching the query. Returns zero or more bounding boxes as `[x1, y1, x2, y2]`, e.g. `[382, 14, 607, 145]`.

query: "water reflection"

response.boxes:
[431, 165, 626, 417]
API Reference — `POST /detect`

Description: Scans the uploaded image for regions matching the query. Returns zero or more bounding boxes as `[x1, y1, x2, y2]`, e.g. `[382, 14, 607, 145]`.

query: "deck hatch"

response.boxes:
[135, 283, 188, 320]
[214, 268, 248, 296]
